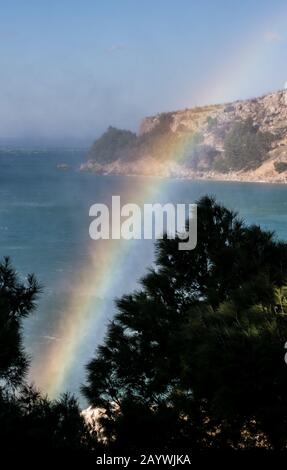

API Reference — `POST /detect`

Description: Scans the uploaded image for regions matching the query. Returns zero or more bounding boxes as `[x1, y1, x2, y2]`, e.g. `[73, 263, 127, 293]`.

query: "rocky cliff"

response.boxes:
[82, 89, 287, 183]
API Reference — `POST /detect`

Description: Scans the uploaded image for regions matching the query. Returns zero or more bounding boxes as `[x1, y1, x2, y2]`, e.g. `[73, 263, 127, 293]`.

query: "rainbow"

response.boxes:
[30, 13, 286, 398]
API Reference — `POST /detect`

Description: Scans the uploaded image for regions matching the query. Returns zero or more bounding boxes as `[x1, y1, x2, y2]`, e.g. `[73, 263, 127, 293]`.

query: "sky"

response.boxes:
[0, 0, 287, 145]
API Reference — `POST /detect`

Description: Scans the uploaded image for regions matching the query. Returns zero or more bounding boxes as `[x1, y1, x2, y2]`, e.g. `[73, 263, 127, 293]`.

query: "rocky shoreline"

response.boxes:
[80, 159, 287, 185]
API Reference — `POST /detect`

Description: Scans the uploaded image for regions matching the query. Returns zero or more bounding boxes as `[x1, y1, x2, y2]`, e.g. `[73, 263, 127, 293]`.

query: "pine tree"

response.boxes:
[83, 196, 287, 450]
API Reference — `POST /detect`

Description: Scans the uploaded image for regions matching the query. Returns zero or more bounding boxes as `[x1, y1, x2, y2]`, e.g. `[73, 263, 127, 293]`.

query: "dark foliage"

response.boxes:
[0, 257, 40, 387]
[88, 126, 137, 163]
[221, 118, 274, 171]
[88, 117, 275, 176]
[88, 116, 182, 164]
[274, 161, 287, 174]
[0, 258, 96, 450]
[83, 196, 287, 450]
[0, 385, 94, 449]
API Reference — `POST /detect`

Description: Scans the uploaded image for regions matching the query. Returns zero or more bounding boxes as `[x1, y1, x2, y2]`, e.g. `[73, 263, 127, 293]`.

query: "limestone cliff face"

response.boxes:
[82, 90, 287, 183]
[140, 90, 287, 147]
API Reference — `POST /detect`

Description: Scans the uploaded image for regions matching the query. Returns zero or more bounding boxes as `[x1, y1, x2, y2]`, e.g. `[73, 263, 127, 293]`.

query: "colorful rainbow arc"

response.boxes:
[30, 12, 287, 398]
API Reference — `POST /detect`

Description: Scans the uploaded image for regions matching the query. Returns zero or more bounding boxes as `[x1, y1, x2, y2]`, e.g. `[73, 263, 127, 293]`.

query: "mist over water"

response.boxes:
[1, 150, 287, 401]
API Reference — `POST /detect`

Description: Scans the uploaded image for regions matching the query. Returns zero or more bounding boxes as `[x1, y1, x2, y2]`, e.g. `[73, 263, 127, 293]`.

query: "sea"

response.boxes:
[1, 149, 287, 401]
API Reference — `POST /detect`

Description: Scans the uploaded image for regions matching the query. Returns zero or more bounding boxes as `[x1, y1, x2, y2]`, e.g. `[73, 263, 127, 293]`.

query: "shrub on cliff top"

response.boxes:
[223, 118, 274, 171]
[88, 126, 137, 163]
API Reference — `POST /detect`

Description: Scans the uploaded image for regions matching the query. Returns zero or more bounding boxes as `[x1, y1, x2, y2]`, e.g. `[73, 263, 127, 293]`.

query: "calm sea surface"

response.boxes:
[1, 151, 287, 399]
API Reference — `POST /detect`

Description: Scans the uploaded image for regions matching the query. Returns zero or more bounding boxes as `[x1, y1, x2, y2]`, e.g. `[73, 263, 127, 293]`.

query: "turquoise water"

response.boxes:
[1, 151, 287, 399]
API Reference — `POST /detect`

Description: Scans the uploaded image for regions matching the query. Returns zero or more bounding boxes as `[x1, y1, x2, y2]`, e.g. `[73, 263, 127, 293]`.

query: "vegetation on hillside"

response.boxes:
[88, 126, 137, 163]
[216, 118, 274, 172]
[274, 161, 287, 174]
[88, 115, 179, 163]
[88, 117, 274, 173]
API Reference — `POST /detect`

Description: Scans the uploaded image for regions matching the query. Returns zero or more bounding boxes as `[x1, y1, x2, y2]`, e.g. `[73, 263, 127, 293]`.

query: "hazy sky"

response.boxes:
[1, 0, 287, 144]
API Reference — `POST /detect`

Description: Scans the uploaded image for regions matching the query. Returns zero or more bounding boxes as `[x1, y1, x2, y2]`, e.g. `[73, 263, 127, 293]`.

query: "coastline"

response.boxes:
[80, 161, 287, 185]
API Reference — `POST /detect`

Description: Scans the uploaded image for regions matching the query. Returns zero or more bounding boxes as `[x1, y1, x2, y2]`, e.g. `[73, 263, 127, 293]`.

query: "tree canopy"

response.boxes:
[0, 257, 40, 388]
[221, 118, 274, 171]
[0, 258, 94, 450]
[88, 126, 137, 163]
[83, 196, 287, 451]
[2, 197, 287, 452]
